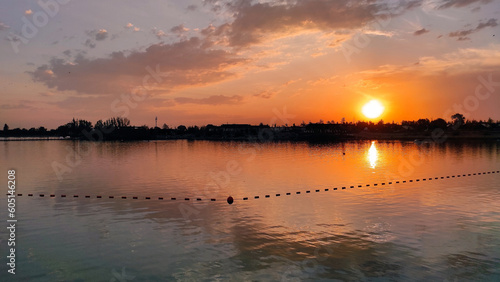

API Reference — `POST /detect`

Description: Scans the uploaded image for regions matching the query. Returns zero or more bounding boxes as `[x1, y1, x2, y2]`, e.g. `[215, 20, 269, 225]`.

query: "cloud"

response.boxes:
[0, 21, 10, 31]
[95, 29, 108, 40]
[437, 0, 492, 9]
[171, 24, 189, 34]
[29, 37, 248, 95]
[152, 27, 167, 39]
[125, 23, 140, 32]
[25, 9, 33, 15]
[359, 44, 500, 79]
[449, 18, 497, 39]
[414, 28, 429, 35]
[187, 4, 197, 11]
[174, 95, 244, 105]
[0, 101, 35, 110]
[86, 29, 108, 41]
[253, 90, 277, 99]
[202, 0, 415, 47]
[83, 39, 96, 48]
[39, 91, 55, 97]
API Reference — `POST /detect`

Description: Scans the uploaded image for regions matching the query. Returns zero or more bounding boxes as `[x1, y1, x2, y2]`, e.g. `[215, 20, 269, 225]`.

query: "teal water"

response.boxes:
[0, 140, 499, 281]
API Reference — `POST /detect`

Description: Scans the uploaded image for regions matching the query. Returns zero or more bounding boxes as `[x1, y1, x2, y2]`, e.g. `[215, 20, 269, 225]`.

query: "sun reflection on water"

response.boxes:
[368, 141, 378, 169]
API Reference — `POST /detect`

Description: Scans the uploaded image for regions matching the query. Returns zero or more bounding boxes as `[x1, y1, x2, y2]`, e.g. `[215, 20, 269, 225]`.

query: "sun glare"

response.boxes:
[362, 100, 384, 119]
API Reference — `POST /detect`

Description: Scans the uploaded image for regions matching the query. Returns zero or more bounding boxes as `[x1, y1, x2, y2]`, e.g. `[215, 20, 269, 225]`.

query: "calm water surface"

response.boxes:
[1, 140, 499, 281]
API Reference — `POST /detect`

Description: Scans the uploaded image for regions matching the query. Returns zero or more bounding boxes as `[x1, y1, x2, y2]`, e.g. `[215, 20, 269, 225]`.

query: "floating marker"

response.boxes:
[227, 196, 234, 205]
[287, 192, 291, 195]
[40, 194, 45, 197]
[243, 197, 248, 200]
[324, 189, 329, 192]
[306, 191, 310, 193]
[171, 197, 176, 200]
[121, 196, 126, 199]
[146, 197, 151, 200]
[159, 197, 164, 200]
[109, 196, 114, 199]
[196, 198, 201, 201]
[315, 190, 320, 192]
[276, 194, 281, 196]
[50, 195, 55, 197]
[28, 194, 33, 196]
[184, 198, 190, 201]
[211, 199, 216, 201]
[358, 185, 362, 187]
[334, 188, 338, 190]
[296, 192, 301, 194]
[85, 196, 90, 198]
[265, 195, 270, 198]
[61, 195, 66, 197]
[97, 196, 102, 198]
[254, 196, 259, 199]
[133, 197, 138, 199]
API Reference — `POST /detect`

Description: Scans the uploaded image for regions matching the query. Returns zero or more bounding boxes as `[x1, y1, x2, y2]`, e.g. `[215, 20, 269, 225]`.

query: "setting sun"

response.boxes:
[362, 100, 385, 119]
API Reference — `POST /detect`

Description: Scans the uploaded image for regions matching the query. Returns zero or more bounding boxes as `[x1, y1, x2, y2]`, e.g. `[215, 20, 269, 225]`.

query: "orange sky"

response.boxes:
[0, 0, 499, 128]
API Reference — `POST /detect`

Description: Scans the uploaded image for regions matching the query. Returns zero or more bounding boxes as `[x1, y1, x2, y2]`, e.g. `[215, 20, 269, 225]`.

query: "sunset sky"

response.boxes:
[1, 0, 499, 129]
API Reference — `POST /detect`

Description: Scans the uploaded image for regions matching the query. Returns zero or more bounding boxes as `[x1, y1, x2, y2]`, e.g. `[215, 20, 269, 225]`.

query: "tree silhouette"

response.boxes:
[3, 124, 8, 132]
[451, 113, 465, 126]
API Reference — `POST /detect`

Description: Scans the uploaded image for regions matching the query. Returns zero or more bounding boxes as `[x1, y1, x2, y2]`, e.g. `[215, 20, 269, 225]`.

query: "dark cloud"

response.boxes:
[437, 0, 492, 9]
[171, 24, 189, 34]
[86, 29, 108, 41]
[29, 37, 247, 95]
[186, 4, 197, 11]
[83, 39, 96, 48]
[95, 29, 108, 40]
[414, 28, 429, 35]
[203, 0, 413, 47]
[174, 95, 244, 105]
[449, 18, 497, 39]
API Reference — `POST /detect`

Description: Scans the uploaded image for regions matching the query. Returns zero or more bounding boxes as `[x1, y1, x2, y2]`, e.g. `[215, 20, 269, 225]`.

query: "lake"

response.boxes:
[1, 140, 499, 281]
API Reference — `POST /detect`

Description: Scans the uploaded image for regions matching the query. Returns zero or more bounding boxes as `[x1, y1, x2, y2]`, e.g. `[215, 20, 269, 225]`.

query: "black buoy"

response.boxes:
[227, 196, 234, 205]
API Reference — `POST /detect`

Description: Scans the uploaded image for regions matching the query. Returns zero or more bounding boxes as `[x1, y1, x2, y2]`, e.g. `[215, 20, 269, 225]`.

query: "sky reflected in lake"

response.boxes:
[0, 140, 499, 281]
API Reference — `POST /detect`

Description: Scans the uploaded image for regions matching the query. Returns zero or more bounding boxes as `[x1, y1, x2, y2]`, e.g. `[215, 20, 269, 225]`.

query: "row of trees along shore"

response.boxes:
[1, 114, 500, 141]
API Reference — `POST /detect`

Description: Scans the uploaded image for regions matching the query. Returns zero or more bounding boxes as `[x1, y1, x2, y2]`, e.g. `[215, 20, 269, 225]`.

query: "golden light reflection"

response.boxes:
[367, 141, 378, 169]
